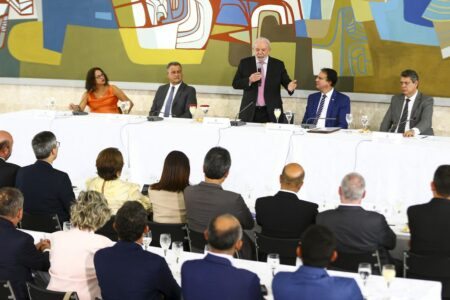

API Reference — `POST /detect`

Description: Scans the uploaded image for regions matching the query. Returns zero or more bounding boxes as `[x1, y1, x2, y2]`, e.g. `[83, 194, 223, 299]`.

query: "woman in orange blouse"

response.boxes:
[70, 67, 134, 114]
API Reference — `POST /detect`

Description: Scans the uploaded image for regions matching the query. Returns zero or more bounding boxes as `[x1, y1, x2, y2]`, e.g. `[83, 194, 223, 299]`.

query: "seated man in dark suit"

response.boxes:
[0, 130, 20, 188]
[256, 163, 318, 238]
[408, 165, 450, 256]
[317, 172, 396, 255]
[181, 214, 263, 300]
[0, 187, 50, 300]
[301, 68, 350, 128]
[94, 201, 180, 300]
[149, 61, 197, 118]
[272, 225, 363, 300]
[15, 131, 75, 223]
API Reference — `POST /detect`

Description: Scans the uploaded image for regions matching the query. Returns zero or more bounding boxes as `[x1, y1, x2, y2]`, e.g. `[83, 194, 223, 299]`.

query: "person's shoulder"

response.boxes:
[308, 91, 321, 99]
[334, 90, 350, 100]
[298, 199, 319, 209]
[329, 275, 360, 290]
[268, 56, 284, 65]
[418, 92, 433, 102]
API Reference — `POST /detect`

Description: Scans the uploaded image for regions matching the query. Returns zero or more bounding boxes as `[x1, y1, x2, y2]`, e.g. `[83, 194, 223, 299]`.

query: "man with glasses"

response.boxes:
[15, 131, 75, 223]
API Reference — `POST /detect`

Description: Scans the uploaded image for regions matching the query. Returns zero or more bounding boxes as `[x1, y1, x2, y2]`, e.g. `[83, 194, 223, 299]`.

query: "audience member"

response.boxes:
[149, 150, 189, 223]
[0, 187, 50, 300]
[15, 131, 75, 223]
[256, 163, 317, 238]
[47, 191, 113, 300]
[272, 225, 363, 300]
[95, 201, 180, 300]
[0, 130, 20, 188]
[182, 214, 263, 300]
[86, 147, 150, 214]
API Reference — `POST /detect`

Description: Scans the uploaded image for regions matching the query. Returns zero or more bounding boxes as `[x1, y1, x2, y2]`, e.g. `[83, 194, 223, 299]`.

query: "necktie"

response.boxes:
[164, 86, 175, 117]
[313, 94, 327, 125]
[257, 62, 266, 106]
[397, 98, 411, 133]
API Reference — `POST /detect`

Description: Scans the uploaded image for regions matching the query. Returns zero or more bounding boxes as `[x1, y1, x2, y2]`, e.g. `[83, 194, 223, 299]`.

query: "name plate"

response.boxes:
[202, 117, 231, 128]
[371, 131, 403, 141]
[265, 123, 297, 131]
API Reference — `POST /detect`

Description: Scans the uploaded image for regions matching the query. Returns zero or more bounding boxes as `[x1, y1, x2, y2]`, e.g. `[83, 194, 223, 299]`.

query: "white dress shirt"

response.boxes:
[395, 90, 420, 135]
[160, 82, 181, 118]
[316, 88, 334, 128]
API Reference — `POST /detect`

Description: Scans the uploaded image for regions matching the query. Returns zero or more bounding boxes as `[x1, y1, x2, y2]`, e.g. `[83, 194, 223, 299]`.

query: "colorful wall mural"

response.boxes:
[1, 0, 450, 97]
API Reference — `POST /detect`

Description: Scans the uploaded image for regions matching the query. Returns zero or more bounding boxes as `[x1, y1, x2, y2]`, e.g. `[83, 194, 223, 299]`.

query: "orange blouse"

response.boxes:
[87, 85, 119, 113]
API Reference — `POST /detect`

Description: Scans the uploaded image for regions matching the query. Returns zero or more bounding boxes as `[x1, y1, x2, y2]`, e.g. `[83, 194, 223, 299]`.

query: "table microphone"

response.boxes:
[147, 110, 177, 121]
[231, 102, 254, 126]
[302, 117, 337, 129]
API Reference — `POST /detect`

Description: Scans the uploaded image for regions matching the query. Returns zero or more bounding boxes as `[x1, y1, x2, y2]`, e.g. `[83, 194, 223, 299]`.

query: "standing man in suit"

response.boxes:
[272, 225, 363, 300]
[182, 214, 263, 300]
[95, 201, 180, 300]
[0, 130, 20, 188]
[380, 69, 433, 136]
[232, 37, 297, 123]
[15, 131, 75, 223]
[316, 172, 396, 254]
[0, 187, 50, 300]
[301, 68, 350, 128]
[149, 61, 197, 118]
[256, 163, 318, 238]
[408, 165, 450, 256]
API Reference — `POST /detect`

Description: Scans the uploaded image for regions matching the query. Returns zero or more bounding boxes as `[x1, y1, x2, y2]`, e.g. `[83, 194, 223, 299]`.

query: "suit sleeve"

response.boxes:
[337, 95, 351, 128]
[179, 87, 197, 118]
[380, 97, 395, 132]
[279, 61, 294, 95]
[249, 274, 264, 300]
[157, 259, 181, 300]
[302, 96, 313, 124]
[59, 173, 75, 217]
[18, 234, 50, 271]
[232, 59, 253, 91]
[414, 96, 433, 134]
[149, 87, 162, 116]
[234, 195, 254, 230]
[377, 215, 396, 250]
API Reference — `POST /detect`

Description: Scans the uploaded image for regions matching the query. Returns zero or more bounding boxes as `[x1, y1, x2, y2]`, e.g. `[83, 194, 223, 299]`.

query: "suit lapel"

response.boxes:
[173, 83, 185, 106]
[326, 90, 337, 119]
[158, 84, 170, 110]
[410, 92, 422, 119]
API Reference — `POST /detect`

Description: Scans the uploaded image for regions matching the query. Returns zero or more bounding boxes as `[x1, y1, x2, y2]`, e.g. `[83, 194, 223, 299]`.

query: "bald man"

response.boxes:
[181, 214, 263, 300]
[0, 131, 20, 188]
[255, 163, 318, 238]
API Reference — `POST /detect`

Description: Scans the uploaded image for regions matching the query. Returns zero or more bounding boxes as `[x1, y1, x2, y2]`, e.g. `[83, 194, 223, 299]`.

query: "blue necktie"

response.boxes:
[314, 94, 327, 125]
[164, 86, 175, 117]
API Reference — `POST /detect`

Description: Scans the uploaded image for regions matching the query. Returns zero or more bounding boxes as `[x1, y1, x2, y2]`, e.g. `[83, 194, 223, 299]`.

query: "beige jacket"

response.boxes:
[148, 189, 186, 224]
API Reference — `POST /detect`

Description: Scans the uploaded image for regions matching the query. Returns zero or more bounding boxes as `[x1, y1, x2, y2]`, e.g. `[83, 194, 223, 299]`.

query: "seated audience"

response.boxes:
[86, 147, 150, 214]
[0, 130, 20, 188]
[149, 150, 190, 223]
[0, 187, 50, 300]
[69, 67, 134, 114]
[15, 131, 75, 223]
[47, 191, 113, 300]
[181, 214, 263, 300]
[408, 165, 450, 256]
[317, 172, 395, 255]
[95, 201, 180, 300]
[272, 225, 363, 300]
[255, 163, 318, 238]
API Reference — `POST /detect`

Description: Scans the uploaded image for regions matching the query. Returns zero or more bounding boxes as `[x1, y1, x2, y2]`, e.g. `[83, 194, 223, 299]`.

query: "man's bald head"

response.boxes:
[206, 214, 243, 253]
[280, 163, 305, 192]
[0, 130, 14, 160]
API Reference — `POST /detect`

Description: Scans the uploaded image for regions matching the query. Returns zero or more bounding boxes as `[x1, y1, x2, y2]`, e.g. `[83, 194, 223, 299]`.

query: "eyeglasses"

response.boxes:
[95, 74, 105, 79]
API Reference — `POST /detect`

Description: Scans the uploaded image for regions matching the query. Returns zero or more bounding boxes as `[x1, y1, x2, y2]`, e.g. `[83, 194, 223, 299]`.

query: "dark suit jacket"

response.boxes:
[380, 92, 434, 135]
[301, 90, 351, 128]
[255, 191, 318, 238]
[408, 198, 450, 256]
[15, 160, 75, 223]
[0, 159, 20, 188]
[94, 241, 180, 300]
[316, 205, 396, 253]
[0, 218, 50, 300]
[184, 181, 254, 232]
[181, 253, 263, 300]
[272, 265, 363, 300]
[149, 82, 197, 118]
[232, 56, 294, 122]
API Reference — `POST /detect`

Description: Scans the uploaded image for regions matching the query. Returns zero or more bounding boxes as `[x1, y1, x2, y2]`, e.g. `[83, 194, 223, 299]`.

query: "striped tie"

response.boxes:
[313, 94, 327, 125]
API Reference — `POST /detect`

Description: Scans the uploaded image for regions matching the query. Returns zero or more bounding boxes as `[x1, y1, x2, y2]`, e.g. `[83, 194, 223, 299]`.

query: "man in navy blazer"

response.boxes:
[273, 225, 363, 300]
[149, 61, 197, 118]
[181, 214, 263, 300]
[0, 130, 20, 188]
[0, 187, 50, 300]
[302, 68, 350, 128]
[94, 201, 180, 300]
[15, 131, 75, 223]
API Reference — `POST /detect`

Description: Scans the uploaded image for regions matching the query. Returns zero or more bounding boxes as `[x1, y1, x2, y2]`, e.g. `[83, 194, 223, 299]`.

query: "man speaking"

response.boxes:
[232, 37, 297, 123]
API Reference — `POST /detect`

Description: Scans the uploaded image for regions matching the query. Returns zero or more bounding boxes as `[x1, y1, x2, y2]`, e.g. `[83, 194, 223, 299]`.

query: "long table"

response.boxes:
[2, 110, 449, 223]
[23, 229, 441, 300]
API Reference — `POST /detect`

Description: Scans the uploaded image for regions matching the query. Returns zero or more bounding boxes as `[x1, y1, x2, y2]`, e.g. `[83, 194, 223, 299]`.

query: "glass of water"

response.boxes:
[346, 113, 353, 129]
[358, 263, 372, 286]
[285, 111, 293, 124]
[172, 241, 183, 264]
[160, 233, 172, 258]
[63, 221, 72, 232]
[361, 115, 369, 131]
[267, 253, 280, 277]
[143, 231, 152, 251]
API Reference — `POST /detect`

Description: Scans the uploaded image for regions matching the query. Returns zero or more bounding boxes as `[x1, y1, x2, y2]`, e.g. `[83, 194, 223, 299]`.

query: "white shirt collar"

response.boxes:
[206, 251, 235, 266]
[0, 157, 5, 162]
[279, 189, 298, 196]
[255, 56, 269, 64]
[324, 88, 334, 100]
[339, 203, 362, 207]
[405, 90, 418, 102]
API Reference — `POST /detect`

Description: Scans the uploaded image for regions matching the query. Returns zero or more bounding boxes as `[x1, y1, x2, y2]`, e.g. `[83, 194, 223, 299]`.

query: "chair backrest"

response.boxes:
[20, 212, 61, 233]
[330, 250, 382, 274]
[186, 227, 207, 253]
[254, 232, 301, 266]
[27, 282, 79, 300]
[148, 221, 190, 251]
[0, 280, 16, 300]
[95, 216, 118, 241]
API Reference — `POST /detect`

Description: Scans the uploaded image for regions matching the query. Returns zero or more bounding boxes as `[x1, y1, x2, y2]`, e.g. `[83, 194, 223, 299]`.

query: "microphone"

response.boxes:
[301, 117, 337, 129]
[389, 117, 416, 133]
[257, 67, 262, 86]
[231, 102, 255, 126]
[147, 110, 177, 121]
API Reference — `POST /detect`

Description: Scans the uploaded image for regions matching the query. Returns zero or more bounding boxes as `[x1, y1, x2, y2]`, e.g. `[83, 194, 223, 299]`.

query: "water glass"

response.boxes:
[358, 263, 372, 286]
[172, 241, 183, 264]
[382, 264, 396, 288]
[267, 253, 280, 277]
[160, 233, 172, 258]
[63, 221, 71, 232]
[346, 113, 353, 129]
[285, 111, 293, 124]
[143, 231, 152, 251]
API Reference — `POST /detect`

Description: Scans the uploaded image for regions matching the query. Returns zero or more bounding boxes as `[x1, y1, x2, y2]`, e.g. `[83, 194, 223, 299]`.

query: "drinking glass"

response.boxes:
[160, 233, 172, 258]
[361, 115, 369, 131]
[285, 111, 293, 124]
[274, 109, 281, 123]
[358, 263, 372, 286]
[346, 113, 353, 129]
[189, 104, 197, 118]
[143, 231, 152, 251]
[200, 105, 209, 117]
[172, 241, 183, 264]
[267, 253, 280, 277]
[63, 221, 72, 232]
[119, 101, 129, 114]
[382, 264, 396, 288]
